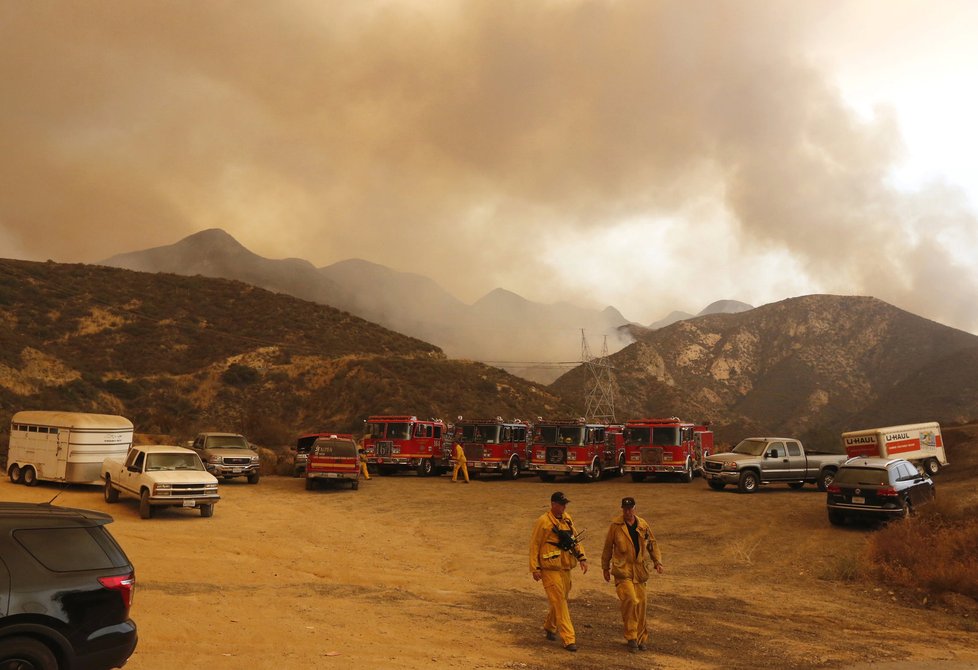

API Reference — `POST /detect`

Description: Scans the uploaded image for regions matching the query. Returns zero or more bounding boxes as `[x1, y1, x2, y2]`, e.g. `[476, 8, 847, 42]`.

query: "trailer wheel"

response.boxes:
[8, 464, 23, 484]
[503, 458, 521, 480]
[139, 490, 154, 519]
[816, 469, 836, 492]
[924, 458, 941, 476]
[707, 481, 726, 491]
[104, 477, 119, 503]
[737, 470, 759, 493]
[22, 466, 38, 487]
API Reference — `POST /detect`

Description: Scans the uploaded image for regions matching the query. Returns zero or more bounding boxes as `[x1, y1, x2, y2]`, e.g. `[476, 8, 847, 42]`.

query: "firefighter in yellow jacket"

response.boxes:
[357, 448, 371, 480]
[529, 491, 588, 652]
[601, 496, 663, 653]
[451, 441, 469, 483]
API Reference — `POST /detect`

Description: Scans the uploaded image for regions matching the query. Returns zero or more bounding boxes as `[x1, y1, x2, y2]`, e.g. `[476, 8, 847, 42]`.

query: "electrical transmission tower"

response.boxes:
[581, 330, 617, 423]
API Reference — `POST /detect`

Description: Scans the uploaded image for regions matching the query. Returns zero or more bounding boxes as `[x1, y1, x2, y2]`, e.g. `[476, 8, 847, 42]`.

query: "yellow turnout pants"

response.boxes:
[359, 462, 370, 480]
[615, 578, 648, 644]
[541, 569, 575, 645]
[452, 461, 469, 482]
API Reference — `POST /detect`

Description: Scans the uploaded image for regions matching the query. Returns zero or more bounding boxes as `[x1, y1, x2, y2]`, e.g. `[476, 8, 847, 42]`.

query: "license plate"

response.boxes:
[851, 496, 865, 504]
[182, 499, 196, 508]
[231, 467, 242, 473]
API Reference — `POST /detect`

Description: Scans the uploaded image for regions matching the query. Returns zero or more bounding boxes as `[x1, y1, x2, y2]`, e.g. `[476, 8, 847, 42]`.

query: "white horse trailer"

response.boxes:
[6, 411, 133, 486]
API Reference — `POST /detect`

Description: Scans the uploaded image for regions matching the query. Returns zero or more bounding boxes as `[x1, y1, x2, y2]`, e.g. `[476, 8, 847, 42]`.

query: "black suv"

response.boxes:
[826, 457, 935, 526]
[0, 502, 137, 669]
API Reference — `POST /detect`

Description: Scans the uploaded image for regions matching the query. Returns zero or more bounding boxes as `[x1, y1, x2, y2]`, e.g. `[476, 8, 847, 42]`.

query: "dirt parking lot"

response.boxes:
[4, 462, 978, 670]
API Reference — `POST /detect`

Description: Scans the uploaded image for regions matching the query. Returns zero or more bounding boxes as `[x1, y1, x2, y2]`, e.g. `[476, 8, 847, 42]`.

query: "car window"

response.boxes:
[786, 442, 801, 457]
[767, 442, 784, 458]
[834, 467, 888, 486]
[896, 463, 916, 481]
[14, 527, 129, 571]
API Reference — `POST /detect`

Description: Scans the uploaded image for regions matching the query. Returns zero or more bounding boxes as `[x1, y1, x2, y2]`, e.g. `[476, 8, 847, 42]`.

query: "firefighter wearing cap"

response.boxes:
[601, 496, 663, 653]
[529, 491, 589, 652]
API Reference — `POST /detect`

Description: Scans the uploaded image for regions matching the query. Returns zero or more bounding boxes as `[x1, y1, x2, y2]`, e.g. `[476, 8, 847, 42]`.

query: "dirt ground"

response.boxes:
[4, 444, 978, 670]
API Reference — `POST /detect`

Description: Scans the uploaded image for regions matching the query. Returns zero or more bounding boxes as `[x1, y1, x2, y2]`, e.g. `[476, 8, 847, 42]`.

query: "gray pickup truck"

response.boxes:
[702, 437, 848, 493]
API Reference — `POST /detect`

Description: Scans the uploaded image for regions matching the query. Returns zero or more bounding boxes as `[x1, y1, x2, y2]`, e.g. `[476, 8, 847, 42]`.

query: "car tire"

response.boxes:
[503, 458, 521, 480]
[738, 470, 759, 493]
[139, 490, 154, 519]
[22, 466, 38, 487]
[827, 509, 846, 526]
[8, 464, 22, 484]
[247, 471, 260, 485]
[104, 477, 119, 503]
[787, 482, 805, 490]
[707, 481, 726, 491]
[0, 635, 58, 670]
[817, 469, 836, 492]
[924, 458, 941, 476]
[200, 504, 214, 518]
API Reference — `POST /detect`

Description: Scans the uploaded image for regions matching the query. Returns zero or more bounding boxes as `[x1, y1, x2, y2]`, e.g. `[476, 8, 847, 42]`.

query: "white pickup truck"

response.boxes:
[102, 445, 220, 519]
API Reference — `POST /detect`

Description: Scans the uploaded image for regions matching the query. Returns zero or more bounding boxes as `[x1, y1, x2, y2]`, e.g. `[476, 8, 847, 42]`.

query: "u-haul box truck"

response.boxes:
[841, 422, 947, 476]
[6, 411, 134, 486]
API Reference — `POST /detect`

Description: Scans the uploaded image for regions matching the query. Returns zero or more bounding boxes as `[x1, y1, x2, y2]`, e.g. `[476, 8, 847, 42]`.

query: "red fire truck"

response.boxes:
[527, 418, 624, 482]
[452, 418, 530, 479]
[621, 417, 714, 482]
[362, 415, 448, 476]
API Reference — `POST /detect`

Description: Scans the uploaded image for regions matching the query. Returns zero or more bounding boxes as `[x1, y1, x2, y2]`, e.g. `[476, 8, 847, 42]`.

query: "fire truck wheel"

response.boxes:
[504, 459, 521, 480]
[305, 478, 316, 491]
[539, 473, 556, 483]
[680, 462, 694, 483]
[582, 458, 601, 482]
[630, 473, 647, 483]
[616, 453, 625, 477]
[924, 458, 941, 476]
[707, 481, 725, 491]
[737, 470, 759, 493]
[417, 459, 434, 477]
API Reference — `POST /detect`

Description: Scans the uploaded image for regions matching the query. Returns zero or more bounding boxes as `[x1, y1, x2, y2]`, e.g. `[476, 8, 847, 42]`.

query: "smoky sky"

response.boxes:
[2, 0, 977, 331]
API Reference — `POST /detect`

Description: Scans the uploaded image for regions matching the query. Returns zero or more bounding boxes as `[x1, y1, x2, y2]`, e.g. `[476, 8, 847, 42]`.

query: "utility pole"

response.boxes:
[581, 329, 617, 423]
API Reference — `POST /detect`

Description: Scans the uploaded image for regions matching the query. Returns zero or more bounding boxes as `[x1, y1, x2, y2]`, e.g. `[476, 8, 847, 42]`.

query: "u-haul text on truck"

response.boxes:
[841, 421, 947, 476]
[6, 410, 134, 486]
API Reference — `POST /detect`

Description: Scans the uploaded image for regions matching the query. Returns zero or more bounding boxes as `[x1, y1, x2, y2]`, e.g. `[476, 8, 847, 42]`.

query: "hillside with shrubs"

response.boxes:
[0, 259, 575, 452]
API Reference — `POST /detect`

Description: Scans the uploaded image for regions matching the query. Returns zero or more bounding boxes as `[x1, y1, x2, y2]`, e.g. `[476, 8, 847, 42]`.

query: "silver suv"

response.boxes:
[191, 432, 261, 484]
[826, 457, 934, 525]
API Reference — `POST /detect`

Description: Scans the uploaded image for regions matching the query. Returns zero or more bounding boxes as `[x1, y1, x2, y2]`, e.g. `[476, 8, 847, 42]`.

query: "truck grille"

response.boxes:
[641, 447, 663, 465]
[222, 457, 252, 465]
[546, 448, 566, 465]
[704, 461, 722, 472]
[171, 484, 216, 496]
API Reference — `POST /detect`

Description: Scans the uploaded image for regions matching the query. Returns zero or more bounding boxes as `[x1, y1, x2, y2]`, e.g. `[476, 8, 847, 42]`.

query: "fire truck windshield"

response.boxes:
[458, 424, 499, 443]
[624, 428, 651, 446]
[557, 426, 584, 446]
[366, 422, 411, 440]
[625, 426, 680, 446]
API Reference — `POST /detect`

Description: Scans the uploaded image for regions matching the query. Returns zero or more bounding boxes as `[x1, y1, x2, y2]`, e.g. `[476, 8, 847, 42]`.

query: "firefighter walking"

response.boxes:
[451, 441, 469, 483]
[357, 448, 371, 480]
[601, 496, 663, 653]
[529, 491, 588, 652]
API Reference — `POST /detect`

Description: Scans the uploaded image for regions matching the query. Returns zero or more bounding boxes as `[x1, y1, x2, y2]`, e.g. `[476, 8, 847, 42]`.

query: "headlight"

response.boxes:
[483, 449, 492, 459]
[154, 483, 171, 495]
[392, 446, 401, 454]
[250, 455, 259, 463]
[534, 449, 545, 460]
[208, 456, 221, 464]
[629, 453, 641, 461]
[204, 484, 218, 492]
[722, 461, 738, 470]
